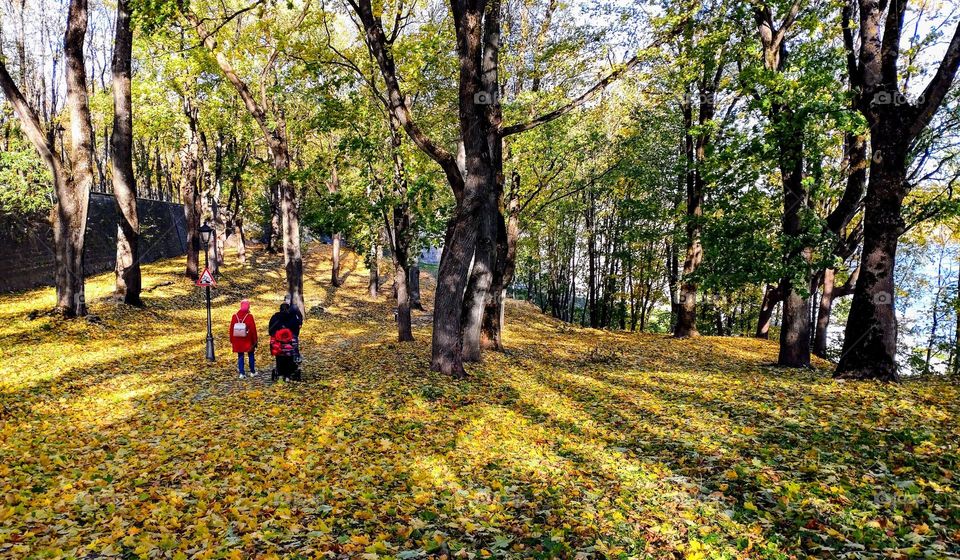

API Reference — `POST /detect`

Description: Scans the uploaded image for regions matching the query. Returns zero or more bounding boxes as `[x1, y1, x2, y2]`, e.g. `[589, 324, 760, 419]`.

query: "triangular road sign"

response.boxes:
[196, 268, 216, 287]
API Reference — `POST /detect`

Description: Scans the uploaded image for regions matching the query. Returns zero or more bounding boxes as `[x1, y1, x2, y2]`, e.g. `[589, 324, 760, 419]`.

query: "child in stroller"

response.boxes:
[268, 302, 303, 381]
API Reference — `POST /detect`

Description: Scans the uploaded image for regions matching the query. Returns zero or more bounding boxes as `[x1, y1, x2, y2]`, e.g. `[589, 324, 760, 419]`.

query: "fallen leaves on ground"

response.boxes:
[0, 246, 958, 559]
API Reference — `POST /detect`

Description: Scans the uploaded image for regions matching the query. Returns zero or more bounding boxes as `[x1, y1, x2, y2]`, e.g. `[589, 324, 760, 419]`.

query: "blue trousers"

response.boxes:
[237, 352, 255, 373]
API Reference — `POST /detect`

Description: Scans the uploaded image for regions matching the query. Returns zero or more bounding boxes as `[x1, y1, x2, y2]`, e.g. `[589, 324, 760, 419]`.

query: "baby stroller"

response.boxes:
[270, 328, 302, 381]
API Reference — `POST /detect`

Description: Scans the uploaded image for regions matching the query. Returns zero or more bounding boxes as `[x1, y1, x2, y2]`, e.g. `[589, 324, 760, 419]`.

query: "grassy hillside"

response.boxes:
[0, 246, 957, 559]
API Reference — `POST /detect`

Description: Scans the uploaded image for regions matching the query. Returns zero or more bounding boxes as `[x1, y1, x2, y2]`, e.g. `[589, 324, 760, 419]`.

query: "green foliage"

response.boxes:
[0, 133, 51, 214]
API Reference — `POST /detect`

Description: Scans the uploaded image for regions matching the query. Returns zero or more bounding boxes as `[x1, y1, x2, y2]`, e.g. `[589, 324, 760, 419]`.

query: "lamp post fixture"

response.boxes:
[199, 223, 215, 362]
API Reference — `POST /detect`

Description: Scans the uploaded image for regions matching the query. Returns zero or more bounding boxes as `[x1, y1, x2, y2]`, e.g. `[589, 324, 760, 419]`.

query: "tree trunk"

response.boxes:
[775, 109, 812, 368]
[331, 233, 342, 286]
[393, 206, 414, 342]
[409, 265, 423, 310]
[329, 165, 342, 287]
[181, 100, 200, 280]
[481, 171, 519, 350]
[276, 144, 304, 312]
[110, 0, 141, 305]
[674, 94, 699, 337]
[461, 189, 496, 361]
[432, 207, 479, 377]
[386, 118, 415, 341]
[58, 0, 94, 316]
[586, 188, 598, 327]
[813, 268, 835, 358]
[368, 239, 379, 298]
[954, 263, 960, 376]
[836, 140, 908, 381]
[462, 0, 504, 361]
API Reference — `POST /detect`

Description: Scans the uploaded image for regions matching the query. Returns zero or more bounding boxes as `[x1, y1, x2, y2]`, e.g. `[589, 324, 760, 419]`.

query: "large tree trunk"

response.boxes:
[110, 0, 141, 305]
[836, 139, 908, 381]
[462, 0, 503, 362]
[751, 6, 811, 366]
[387, 118, 414, 341]
[58, 0, 94, 316]
[833, 0, 960, 380]
[432, 206, 479, 376]
[393, 207, 414, 342]
[776, 123, 812, 367]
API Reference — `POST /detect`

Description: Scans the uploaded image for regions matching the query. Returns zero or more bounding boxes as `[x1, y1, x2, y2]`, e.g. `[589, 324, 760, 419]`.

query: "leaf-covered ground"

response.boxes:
[0, 246, 958, 559]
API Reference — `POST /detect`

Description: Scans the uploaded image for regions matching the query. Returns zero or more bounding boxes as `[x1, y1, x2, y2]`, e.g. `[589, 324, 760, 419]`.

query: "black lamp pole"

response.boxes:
[199, 223, 215, 362]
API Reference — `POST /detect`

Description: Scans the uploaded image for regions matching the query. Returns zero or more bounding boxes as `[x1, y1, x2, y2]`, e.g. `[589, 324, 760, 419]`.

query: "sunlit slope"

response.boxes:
[0, 246, 957, 558]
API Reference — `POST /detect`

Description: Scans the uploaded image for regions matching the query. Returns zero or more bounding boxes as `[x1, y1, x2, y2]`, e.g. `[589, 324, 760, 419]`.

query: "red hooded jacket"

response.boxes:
[229, 301, 258, 353]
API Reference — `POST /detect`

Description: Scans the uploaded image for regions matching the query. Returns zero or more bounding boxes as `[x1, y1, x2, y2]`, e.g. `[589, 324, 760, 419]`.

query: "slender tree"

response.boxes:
[186, 8, 306, 311]
[111, 0, 142, 305]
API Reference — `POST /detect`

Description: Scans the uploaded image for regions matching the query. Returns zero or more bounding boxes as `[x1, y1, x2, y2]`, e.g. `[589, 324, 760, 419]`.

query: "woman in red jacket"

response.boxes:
[229, 300, 258, 378]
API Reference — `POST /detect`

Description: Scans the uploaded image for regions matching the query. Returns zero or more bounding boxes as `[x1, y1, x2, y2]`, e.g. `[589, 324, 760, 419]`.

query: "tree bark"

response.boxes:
[836, 139, 908, 381]
[776, 114, 812, 367]
[110, 0, 141, 305]
[461, 0, 503, 362]
[392, 207, 414, 342]
[674, 92, 699, 337]
[58, 0, 94, 316]
[409, 265, 423, 310]
[387, 116, 414, 341]
[461, 189, 496, 361]
[181, 99, 200, 280]
[481, 170, 519, 349]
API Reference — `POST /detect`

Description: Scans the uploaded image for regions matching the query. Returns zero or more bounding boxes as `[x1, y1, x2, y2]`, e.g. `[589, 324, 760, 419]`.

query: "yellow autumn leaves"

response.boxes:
[0, 245, 958, 558]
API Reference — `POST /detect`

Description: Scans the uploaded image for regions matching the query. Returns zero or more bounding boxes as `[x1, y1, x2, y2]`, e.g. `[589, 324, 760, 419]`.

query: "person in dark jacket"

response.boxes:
[269, 303, 302, 380]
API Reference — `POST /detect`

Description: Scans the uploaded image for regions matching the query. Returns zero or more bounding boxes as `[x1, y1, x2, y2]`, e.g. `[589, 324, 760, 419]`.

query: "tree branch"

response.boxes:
[349, 0, 464, 198]
[0, 59, 62, 177]
[502, 55, 640, 136]
[911, 21, 960, 137]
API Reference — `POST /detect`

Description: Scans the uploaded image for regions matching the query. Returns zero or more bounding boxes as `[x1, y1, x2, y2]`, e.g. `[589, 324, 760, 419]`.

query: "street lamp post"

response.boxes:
[199, 223, 215, 362]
